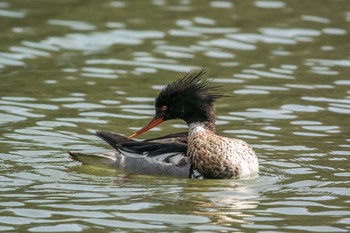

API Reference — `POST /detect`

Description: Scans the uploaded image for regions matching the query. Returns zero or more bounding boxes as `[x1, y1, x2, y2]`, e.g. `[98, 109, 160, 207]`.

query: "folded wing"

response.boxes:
[68, 131, 199, 178]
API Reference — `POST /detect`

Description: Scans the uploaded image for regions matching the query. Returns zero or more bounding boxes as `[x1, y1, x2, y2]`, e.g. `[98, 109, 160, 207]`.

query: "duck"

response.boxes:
[68, 69, 259, 179]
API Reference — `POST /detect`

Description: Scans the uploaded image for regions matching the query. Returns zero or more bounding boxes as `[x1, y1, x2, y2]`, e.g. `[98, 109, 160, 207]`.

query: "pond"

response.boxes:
[1, 0, 349, 232]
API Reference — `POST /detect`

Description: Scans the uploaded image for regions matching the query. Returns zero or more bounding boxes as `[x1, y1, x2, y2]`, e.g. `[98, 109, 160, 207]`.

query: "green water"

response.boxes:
[1, 0, 350, 232]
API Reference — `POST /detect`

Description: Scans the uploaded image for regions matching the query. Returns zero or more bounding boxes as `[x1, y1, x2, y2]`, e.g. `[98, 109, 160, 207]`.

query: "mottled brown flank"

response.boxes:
[188, 126, 257, 179]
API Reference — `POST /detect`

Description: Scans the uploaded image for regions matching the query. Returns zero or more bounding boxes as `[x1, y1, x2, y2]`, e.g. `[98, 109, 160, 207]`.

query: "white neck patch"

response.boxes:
[189, 122, 206, 133]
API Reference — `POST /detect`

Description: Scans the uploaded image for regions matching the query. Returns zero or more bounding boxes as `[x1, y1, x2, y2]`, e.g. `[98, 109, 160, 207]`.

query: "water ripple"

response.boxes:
[86, 58, 197, 72]
[255, 1, 286, 9]
[81, 111, 150, 119]
[204, 38, 256, 50]
[230, 108, 296, 120]
[29, 224, 84, 232]
[1, 1, 350, 232]
[0, 9, 26, 18]
[302, 15, 330, 24]
[260, 27, 321, 39]
[48, 19, 96, 31]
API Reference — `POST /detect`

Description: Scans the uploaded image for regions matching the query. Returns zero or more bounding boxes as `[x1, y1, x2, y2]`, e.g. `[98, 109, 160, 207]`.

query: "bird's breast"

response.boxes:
[187, 126, 258, 179]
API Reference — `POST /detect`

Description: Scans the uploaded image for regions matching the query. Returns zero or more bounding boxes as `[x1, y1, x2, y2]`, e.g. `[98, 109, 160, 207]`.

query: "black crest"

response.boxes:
[155, 69, 225, 123]
[156, 69, 224, 107]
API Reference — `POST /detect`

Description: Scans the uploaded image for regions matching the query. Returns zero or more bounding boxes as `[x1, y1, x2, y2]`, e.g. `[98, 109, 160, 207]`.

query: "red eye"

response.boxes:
[161, 105, 167, 111]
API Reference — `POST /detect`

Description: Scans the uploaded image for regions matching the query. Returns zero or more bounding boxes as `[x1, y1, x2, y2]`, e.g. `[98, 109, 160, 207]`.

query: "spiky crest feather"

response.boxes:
[156, 69, 224, 108]
[154, 69, 224, 131]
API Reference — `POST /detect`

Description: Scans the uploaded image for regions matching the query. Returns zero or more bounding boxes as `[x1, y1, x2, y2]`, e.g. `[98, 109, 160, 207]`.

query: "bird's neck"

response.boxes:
[187, 105, 216, 132]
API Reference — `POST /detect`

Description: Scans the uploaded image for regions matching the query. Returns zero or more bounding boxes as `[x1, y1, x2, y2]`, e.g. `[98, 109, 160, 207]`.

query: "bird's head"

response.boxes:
[129, 69, 224, 138]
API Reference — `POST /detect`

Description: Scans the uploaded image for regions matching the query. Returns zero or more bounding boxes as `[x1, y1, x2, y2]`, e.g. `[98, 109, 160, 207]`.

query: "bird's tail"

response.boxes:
[68, 150, 119, 168]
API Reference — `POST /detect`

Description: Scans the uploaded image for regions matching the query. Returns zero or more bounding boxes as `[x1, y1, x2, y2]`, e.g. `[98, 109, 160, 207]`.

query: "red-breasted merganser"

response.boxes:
[69, 70, 259, 179]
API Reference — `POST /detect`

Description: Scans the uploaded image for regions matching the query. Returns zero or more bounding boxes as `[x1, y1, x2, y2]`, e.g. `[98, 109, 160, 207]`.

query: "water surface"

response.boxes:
[1, 0, 350, 232]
